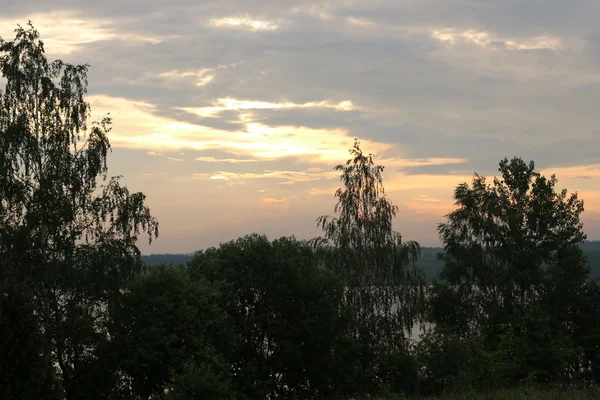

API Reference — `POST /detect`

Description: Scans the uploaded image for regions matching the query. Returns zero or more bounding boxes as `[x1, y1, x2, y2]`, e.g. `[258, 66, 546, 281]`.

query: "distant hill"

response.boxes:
[417, 241, 600, 282]
[141, 253, 193, 267]
[581, 241, 600, 280]
[142, 241, 600, 282]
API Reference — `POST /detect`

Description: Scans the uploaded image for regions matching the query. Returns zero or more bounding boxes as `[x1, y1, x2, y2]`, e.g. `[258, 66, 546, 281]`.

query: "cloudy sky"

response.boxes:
[2, 0, 600, 253]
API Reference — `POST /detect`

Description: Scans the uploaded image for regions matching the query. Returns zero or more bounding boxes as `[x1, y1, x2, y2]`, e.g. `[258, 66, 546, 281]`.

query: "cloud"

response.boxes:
[411, 194, 441, 203]
[0, 11, 174, 55]
[4, 1, 600, 250]
[193, 169, 339, 184]
[210, 16, 283, 31]
[345, 17, 376, 27]
[140, 172, 171, 177]
[88, 94, 386, 163]
[382, 157, 468, 169]
[290, 4, 334, 21]
[159, 68, 216, 87]
[540, 164, 600, 179]
[308, 186, 338, 197]
[259, 196, 300, 219]
[195, 156, 257, 163]
[262, 196, 299, 205]
[0, 12, 112, 55]
[430, 28, 563, 51]
[178, 98, 355, 118]
[385, 172, 474, 192]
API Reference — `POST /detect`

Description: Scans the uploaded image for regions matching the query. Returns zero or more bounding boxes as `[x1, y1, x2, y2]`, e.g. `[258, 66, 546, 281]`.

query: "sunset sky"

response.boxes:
[2, 1, 600, 254]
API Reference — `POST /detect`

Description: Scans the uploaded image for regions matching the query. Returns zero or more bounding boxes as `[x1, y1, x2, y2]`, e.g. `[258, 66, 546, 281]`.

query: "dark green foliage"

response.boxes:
[189, 234, 347, 399]
[167, 360, 235, 400]
[575, 279, 600, 383]
[0, 281, 58, 399]
[423, 157, 592, 392]
[141, 253, 192, 268]
[415, 328, 486, 395]
[434, 157, 586, 332]
[0, 23, 157, 398]
[409, 386, 600, 400]
[108, 264, 233, 399]
[379, 349, 420, 395]
[313, 140, 425, 396]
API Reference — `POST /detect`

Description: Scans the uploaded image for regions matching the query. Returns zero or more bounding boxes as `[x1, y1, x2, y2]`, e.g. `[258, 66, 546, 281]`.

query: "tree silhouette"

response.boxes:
[0, 23, 158, 398]
[313, 139, 425, 394]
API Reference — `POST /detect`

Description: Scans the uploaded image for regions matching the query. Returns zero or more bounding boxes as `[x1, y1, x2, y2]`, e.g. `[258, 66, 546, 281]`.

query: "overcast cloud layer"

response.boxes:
[2, 0, 600, 253]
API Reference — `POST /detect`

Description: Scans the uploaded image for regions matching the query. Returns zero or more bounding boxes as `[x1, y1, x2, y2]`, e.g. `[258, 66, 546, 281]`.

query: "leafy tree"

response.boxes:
[430, 157, 589, 384]
[414, 327, 488, 395]
[189, 234, 346, 399]
[574, 279, 600, 383]
[312, 139, 425, 394]
[108, 264, 233, 399]
[167, 360, 235, 400]
[0, 281, 58, 399]
[0, 23, 158, 398]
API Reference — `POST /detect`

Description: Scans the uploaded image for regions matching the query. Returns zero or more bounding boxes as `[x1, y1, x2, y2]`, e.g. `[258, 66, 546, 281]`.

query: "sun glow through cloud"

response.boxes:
[88, 95, 378, 163]
[412, 195, 441, 203]
[430, 28, 563, 51]
[179, 98, 355, 118]
[210, 16, 282, 31]
[194, 169, 340, 184]
[346, 17, 376, 27]
[380, 157, 468, 168]
[0, 12, 173, 55]
[159, 69, 216, 86]
[195, 157, 257, 163]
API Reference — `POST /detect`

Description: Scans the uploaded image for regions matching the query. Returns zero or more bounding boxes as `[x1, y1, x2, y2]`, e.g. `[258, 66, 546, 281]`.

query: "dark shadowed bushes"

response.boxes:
[188, 234, 348, 399]
[107, 264, 234, 399]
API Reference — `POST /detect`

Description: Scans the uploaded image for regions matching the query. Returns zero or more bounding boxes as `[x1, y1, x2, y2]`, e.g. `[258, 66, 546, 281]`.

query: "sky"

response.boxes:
[2, 0, 600, 254]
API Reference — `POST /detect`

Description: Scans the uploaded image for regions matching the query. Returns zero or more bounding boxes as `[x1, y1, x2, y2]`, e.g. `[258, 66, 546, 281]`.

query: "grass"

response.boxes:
[423, 387, 599, 399]
[370, 386, 600, 400]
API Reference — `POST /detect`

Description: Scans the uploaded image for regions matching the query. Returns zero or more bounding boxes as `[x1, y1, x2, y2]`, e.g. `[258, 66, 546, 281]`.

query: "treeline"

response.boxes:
[1, 24, 600, 400]
[143, 241, 600, 282]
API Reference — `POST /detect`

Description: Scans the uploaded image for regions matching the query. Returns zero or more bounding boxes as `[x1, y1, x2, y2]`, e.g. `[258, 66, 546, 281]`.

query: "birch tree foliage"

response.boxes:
[0, 23, 158, 399]
[313, 139, 425, 350]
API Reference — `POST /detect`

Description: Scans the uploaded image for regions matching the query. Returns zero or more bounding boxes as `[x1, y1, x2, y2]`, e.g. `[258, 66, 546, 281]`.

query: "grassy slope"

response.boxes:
[372, 387, 600, 400]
